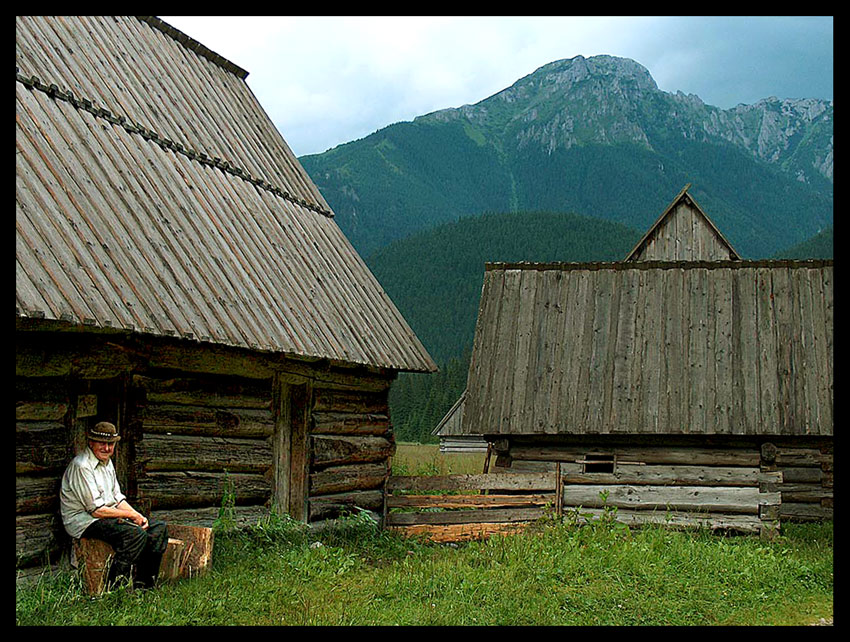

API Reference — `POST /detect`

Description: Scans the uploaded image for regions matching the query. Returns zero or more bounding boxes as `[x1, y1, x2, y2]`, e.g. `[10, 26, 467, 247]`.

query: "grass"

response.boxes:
[391, 442, 487, 477]
[17, 446, 833, 626]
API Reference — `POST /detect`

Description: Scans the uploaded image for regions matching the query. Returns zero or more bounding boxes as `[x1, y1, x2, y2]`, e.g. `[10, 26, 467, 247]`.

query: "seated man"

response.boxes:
[60, 421, 167, 590]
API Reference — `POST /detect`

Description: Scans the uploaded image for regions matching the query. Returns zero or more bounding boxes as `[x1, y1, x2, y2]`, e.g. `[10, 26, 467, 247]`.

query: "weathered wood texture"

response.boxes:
[15, 16, 436, 374]
[134, 374, 274, 513]
[501, 439, 784, 536]
[625, 187, 740, 262]
[464, 260, 832, 438]
[386, 473, 554, 541]
[307, 386, 395, 523]
[16, 378, 72, 568]
[760, 441, 833, 522]
[164, 525, 214, 579]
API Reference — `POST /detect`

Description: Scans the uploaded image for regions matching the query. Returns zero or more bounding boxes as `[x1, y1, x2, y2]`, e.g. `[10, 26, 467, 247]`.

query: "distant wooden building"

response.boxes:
[16, 16, 436, 573]
[460, 187, 832, 533]
[431, 390, 488, 453]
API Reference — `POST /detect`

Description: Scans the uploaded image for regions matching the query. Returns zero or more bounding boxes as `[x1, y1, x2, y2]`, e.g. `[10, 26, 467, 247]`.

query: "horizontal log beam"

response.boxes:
[152, 505, 268, 529]
[565, 507, 766, 534]
[16, 475, 61, 514]
[308, 489, 384, 521]
[311, 412, 390, 436]
[134, 375, 271, 409]
[388, 522, 530, 543]
[386, 507, 545, 526]
[139, 404, 274, 438]
[139, 433, 272, 473]
[309, 463, 388, 495]
[311, 435, 394, 468]
[387, 473, 555, 493]
[138, 471, 270, 510]
[560, 484, 780, 515]
[387, 494, 551, 510]
[510, 445, 760, 467]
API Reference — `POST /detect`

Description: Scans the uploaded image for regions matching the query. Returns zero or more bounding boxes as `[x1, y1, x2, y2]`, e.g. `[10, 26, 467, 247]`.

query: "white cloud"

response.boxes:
[160, 16, 833, 157]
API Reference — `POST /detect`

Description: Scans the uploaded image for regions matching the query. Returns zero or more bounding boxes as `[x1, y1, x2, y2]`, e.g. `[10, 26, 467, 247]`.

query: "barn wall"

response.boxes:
[499, 435, 830, 532]
[16, 330, 400, 570]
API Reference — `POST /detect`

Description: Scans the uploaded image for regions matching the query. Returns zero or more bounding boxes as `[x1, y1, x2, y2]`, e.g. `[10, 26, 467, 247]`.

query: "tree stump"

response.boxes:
[72, 524, 213, 595]
[166, 524, 214, 579]
[72, 537, 114, 596]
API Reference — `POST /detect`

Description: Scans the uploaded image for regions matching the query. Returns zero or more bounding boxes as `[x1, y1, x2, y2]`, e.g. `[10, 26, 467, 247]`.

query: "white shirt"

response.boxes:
[60, 447, 126, 539]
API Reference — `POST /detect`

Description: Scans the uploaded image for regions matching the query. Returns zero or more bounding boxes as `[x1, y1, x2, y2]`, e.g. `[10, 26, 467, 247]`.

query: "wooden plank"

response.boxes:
[135, 375, 272, 408]
[138, 470, 270, 510]
[387, 494, 552, 509]
[309, 463, 388, 495]
[757, 267, 780, 434]
[387, 473, 555, 493]
[388, 522, 530, 543]
[558, 464, 764, 487]
[311, 412, 390, 436]
[139, 404, 274, 438]
[386, 507, 545, 526]
[610, 268, 638, 432]
[565, 507, 765, 534]
[138, 433, 272, 473]
[511, 268, 538, 435]
[493, 269, 521, 435]
[509, 445, 760, 467]
[560, 484, 778, 514]
[308, 489, 384, 521]
[465, 269, 502, 436]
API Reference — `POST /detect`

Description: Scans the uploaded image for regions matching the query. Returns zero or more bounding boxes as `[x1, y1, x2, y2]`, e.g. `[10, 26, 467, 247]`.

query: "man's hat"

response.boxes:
[87, 421, 121, 443]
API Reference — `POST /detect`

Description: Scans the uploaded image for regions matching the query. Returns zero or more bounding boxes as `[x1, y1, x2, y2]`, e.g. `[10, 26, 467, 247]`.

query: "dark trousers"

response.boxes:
[82, 517, 168, 589]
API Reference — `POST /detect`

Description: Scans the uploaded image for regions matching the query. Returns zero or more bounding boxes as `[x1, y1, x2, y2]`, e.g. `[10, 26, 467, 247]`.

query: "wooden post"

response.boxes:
[555, 462, 563, 517]
[288, 382, 312, 522]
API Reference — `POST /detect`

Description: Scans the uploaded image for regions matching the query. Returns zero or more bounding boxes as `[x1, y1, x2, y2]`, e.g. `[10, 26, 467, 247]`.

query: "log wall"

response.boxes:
[502, 437, 785, 535]
[16, 331, 402, 571]
[307, 386, 394, 524]
[136, 373, 275, 527]
[16, 378, 72, 568]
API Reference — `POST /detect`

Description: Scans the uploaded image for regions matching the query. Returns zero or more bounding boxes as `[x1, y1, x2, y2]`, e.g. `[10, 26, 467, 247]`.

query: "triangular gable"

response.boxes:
[431, 390, 467, 437]
[624, 184, 741, 261]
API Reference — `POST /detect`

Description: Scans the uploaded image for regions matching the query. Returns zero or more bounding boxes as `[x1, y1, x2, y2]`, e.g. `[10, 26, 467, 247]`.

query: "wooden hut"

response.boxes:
[431, 390, 488, 454]
[16, 15, 436, 574]
[461, 188, 832, 533]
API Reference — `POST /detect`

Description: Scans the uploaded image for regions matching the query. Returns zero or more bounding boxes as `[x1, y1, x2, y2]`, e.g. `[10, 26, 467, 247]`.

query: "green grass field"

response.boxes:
[17, 445, 833, 626]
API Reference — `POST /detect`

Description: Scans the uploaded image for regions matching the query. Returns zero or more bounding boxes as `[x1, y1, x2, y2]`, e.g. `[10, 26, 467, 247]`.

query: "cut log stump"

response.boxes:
[72, 537, 113, 596]
[72, 523, 213, 595]
[165, 524, 214, 579]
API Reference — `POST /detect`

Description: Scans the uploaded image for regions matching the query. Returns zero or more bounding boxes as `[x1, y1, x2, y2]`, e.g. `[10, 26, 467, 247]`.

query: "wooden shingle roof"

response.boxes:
[462, 259, 833, 438]
[16, 16, 436, 373]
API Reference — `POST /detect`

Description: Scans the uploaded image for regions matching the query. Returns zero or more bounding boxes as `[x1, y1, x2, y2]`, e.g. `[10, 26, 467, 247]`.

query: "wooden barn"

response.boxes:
[460, 186, 832, 534]
[16, 15, 436, 574]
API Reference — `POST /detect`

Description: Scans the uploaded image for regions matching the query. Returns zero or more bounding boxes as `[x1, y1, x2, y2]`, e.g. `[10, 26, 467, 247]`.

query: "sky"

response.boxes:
[160, 16, 834, 158]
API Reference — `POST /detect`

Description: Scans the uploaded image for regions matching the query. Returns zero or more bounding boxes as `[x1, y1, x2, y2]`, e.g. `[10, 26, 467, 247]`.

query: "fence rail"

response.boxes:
[385, 473, 556, 542]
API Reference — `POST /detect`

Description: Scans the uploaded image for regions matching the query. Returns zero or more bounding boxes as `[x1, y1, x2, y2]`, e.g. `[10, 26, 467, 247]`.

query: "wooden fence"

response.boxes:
[385, 468, 782, 542]
[385, 473, 554, 542]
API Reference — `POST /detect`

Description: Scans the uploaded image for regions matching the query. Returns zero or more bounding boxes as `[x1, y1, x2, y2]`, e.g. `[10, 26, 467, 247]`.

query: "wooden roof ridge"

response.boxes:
[137, 16, 249, 80]
[623, 183, 742, 261]
[484, 258, 832, 272]
[16, 70, 333, 219]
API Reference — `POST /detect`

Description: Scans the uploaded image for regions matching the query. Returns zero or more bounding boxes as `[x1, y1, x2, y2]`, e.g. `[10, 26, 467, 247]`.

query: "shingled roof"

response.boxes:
[16, 16, 436, 373]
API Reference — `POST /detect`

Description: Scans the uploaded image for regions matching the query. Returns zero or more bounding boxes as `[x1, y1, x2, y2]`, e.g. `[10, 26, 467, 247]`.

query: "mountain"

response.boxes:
[367, 209, 641, 364]
[773, 225, 833, 259]
[300, 55, 833, 259]
[368, 209, 641, 442]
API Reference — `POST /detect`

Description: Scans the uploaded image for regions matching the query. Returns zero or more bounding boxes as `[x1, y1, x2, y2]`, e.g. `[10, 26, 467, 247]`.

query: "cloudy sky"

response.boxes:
[160, 16, 833, 158]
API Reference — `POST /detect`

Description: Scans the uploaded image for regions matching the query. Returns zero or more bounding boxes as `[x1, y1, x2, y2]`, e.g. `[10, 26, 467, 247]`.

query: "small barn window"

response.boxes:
[582, 454, 615, 474]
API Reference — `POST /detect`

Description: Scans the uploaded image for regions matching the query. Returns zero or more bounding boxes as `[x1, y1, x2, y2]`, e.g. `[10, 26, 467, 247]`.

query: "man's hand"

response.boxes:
[132, 512, 149, 530]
